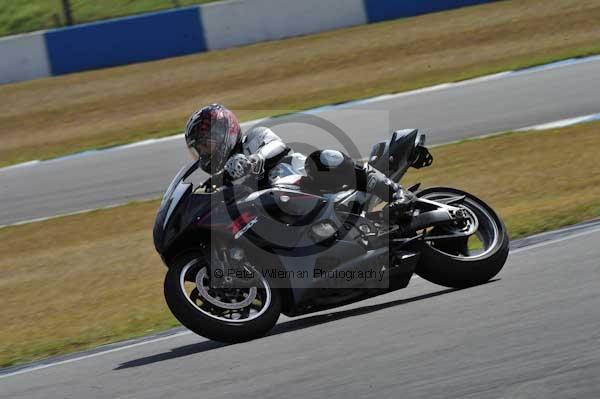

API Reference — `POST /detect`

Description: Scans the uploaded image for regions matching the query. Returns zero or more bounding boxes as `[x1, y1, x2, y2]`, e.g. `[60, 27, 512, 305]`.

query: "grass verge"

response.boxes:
[1, 0, 600, 167]
[0, 0, 217, 37]
[2, 121, 600, 368]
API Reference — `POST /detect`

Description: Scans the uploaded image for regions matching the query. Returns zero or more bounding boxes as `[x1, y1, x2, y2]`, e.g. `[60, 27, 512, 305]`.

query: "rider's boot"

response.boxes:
[363, 165, 416, 216]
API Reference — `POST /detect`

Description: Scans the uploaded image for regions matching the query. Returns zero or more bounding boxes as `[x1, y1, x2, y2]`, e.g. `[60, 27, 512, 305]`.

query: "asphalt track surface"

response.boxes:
[2, 57, 600, 226]
[2, 223, 600, 398]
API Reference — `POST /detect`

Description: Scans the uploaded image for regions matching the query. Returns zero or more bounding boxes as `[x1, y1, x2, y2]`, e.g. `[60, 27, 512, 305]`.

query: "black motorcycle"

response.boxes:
[153, 129, 509, 343]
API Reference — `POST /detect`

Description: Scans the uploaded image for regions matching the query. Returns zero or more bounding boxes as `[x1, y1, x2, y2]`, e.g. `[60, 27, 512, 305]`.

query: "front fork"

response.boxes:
[208, 244, 261, 289]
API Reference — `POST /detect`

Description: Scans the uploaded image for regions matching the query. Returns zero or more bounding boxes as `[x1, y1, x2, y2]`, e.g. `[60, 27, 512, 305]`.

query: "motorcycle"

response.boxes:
[153, 129, 509, 343]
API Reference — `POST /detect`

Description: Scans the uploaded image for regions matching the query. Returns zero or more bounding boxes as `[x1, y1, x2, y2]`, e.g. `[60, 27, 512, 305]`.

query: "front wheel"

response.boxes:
[414, 187, 509, 288]
[164, 252, 281, 343]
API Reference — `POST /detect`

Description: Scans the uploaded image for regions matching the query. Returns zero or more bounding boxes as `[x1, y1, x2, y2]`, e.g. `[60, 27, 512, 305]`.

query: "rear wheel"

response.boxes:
[414, 187, 509, 288]
[164, 252, 281, 343]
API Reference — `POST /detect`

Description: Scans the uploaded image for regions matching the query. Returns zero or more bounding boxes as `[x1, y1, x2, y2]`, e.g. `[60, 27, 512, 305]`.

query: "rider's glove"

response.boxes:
[224, 153, 264, 180]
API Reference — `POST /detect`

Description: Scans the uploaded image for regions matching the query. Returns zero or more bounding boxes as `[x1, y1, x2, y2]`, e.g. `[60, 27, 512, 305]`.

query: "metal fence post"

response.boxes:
[61, 0, 74, 26]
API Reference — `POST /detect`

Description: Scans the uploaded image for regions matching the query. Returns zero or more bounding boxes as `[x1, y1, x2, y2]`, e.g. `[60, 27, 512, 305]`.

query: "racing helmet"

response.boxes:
[185, 104, 242, 174]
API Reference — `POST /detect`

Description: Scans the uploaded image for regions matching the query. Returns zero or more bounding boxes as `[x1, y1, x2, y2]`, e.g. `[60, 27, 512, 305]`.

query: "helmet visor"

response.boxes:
[187, 126, 219, 159]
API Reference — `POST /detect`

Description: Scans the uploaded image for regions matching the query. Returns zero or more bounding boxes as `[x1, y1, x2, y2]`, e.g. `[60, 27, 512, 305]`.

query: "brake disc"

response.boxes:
[195, 267, 257, 310]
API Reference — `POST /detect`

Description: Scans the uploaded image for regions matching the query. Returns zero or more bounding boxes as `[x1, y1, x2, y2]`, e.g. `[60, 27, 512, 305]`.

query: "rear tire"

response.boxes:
[164, 252, 281, 343]
[414, 187, 509, 288]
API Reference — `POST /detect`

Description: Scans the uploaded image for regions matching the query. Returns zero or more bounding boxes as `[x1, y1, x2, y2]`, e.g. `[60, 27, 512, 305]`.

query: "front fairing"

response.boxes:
[153, 160, 204, 254]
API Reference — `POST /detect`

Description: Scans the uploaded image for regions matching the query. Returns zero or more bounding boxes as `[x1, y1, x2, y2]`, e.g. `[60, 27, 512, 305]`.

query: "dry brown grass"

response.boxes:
[0, 200, 172, 367]
[2, 121, 600, 367]
[1, 0, 600, 166]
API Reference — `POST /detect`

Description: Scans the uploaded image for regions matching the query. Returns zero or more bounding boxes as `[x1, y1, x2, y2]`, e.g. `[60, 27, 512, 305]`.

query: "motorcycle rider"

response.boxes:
[184, 104, 415, 212]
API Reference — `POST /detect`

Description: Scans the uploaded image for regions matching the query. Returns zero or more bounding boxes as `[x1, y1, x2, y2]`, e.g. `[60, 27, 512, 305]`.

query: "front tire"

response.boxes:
[164, 252, 281, 343]
[414, 187, 509, 288]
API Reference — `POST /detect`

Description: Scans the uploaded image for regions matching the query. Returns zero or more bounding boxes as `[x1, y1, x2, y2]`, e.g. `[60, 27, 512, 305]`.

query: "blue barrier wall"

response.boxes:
[45, 6, 206, 75]
[1, 0, 502, 83]
[364, 0, 496, 23]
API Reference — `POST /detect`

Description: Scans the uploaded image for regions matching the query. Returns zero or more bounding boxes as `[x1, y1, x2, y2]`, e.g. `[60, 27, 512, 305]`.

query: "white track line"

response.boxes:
[0, 331, 193, 379]
[0, 203, 136, 229]
[516, 112, 600, 131]
[510, 226, 600, 254]
[0, 160, 40, 171]
[2, 222, 600, 379]
[426, 112, 600, 149]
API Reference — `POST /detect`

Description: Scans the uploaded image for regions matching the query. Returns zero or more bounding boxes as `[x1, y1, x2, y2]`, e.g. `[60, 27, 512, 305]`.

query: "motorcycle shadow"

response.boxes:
[115, 281, 497, 370]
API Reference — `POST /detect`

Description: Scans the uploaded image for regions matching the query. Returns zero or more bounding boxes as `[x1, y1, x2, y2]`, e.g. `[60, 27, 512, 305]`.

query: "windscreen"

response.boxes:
[160, 160, 200, 207]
